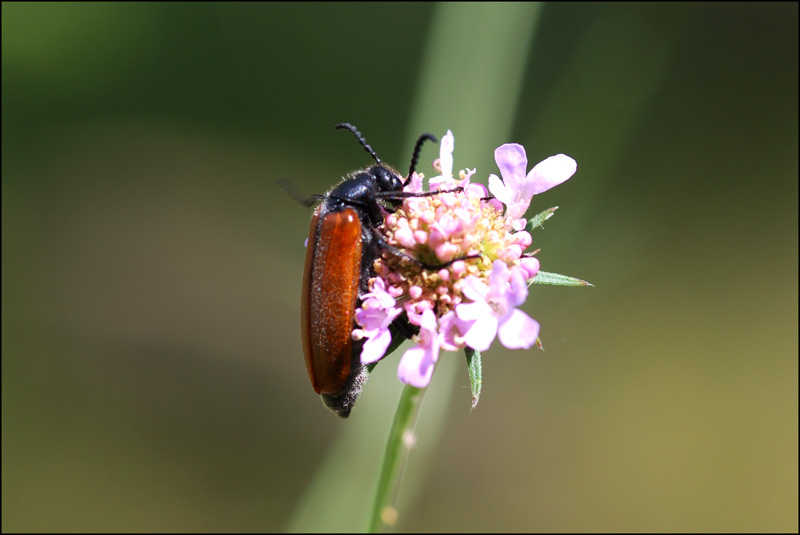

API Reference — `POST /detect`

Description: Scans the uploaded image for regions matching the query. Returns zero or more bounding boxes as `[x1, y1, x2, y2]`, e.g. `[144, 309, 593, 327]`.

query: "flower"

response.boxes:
[455, 260, 540, 351]
[353, 131, 576, 389]
[488, 144, 577, 228]
[353, 278, 403, 364]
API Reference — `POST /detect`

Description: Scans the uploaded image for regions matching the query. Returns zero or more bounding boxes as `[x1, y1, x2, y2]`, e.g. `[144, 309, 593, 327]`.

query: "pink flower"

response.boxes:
[355, 278, 403, 364]
[488, 144, 577, 224]
[397, 309, 440, 388]
[351, 131, 580, 396]
[455, 260, 540, 351]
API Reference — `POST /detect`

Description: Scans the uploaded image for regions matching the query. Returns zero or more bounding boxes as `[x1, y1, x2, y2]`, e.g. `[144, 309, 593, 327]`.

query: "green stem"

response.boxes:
[367, 384, 426, 533]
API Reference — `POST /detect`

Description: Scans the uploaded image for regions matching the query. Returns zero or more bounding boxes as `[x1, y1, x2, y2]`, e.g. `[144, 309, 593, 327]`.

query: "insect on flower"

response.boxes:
[287, 125, 580, 417]
[292, 124, 479, 417]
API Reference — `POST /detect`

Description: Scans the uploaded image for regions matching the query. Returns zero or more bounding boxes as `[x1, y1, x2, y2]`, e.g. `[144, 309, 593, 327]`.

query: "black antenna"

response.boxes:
[334, 123, 381, 164]
[408, 132, 437, 180]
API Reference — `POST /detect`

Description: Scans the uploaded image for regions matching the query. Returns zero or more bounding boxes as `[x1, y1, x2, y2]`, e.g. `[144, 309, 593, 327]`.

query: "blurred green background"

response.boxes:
[2, 2, 797, 532]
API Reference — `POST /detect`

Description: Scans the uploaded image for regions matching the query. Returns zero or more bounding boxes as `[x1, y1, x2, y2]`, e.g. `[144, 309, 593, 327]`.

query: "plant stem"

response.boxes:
[366, 384, 426, 533]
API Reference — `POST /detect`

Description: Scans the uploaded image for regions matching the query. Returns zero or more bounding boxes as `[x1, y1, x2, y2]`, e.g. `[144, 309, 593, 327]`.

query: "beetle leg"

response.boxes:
[372, 229, 482, 270]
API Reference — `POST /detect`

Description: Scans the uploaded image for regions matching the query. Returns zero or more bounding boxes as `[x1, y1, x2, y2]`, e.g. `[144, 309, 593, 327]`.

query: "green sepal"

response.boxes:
[532, 270, 593, 287]
[525, 206, 558, 233]
[465, 347, 482, 410]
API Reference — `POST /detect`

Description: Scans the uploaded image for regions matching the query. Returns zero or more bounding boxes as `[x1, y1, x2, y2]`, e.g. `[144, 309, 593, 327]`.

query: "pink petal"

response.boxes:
[459, 276, 488, 304]
[519, 257, 540, 281]
[488, 260, 510, 295]
[397, 345, 435, 388]
[361, 329, 392, 364]
[416, 308, 438, 332]
[506, 269, 529, 308]
[438, 311, 462, 352]
[435, 242, 459, 263]
[495, 144, 528, 189]
[462, 314, 498, 352]
[512, 230, 532, 249]
[487, 173, 512, 205]
[530, 154, 577, 195]
[395, 226, 415, 248]
[511, 218, 527, 231]
[504, 200, 530, 222]
[404, 171, 424, 193]
[487, 198, 504, 213]
[455, 300, 489, 322]
[497, 309, 539, 349]
[439, 130, 454, 178]
[502, 244, 523, 262]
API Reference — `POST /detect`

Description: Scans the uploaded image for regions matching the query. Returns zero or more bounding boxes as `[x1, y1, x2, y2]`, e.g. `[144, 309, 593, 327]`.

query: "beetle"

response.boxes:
[297, 123, 448, 417]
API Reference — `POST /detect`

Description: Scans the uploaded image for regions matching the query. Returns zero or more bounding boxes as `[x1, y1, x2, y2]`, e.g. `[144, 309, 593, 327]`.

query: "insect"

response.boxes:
[296, 123, 445, 417]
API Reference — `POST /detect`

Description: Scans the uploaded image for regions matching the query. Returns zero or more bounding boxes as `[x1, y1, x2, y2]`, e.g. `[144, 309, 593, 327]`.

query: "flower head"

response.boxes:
[353, 131, 576, 389]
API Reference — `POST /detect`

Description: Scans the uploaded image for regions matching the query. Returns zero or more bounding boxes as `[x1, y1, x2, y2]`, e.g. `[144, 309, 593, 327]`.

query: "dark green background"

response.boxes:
[3, 2, 797, 532]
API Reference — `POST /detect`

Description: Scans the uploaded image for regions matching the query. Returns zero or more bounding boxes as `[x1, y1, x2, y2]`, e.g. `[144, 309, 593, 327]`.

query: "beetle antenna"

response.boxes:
[407, 132, 438, 182]
[334, 123, 381, 164]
